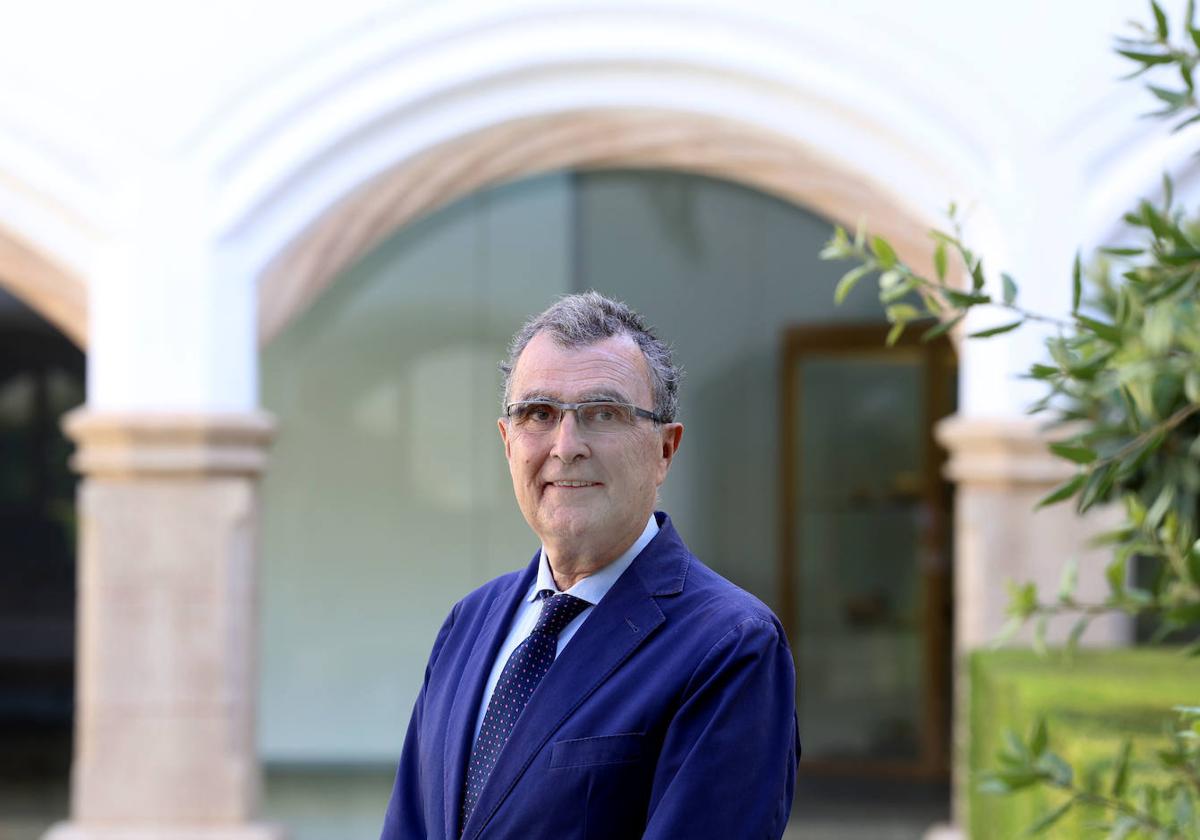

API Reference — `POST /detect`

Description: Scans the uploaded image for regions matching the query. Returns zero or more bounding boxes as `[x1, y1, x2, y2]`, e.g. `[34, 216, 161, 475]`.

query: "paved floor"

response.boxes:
[1, 773, 950, 839]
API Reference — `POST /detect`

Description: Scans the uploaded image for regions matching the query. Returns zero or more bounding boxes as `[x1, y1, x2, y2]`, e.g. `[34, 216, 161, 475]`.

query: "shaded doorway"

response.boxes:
[0, 286, 83, 835]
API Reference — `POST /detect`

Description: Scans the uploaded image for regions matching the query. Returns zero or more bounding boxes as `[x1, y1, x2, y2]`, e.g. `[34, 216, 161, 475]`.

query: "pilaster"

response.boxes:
[43, 411, 283, 840]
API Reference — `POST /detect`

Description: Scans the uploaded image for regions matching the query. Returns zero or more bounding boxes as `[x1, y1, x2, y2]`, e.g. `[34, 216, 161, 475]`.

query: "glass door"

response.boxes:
[780, 324, 955, 777]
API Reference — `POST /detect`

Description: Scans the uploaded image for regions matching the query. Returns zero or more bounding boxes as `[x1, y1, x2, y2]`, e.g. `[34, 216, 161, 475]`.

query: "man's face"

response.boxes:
[498, 331, 683, 566]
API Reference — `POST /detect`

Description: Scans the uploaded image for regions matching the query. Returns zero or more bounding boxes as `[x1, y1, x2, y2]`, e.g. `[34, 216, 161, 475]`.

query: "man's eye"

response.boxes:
[583, 404, 625, 424]
[526, 404, 556, 423]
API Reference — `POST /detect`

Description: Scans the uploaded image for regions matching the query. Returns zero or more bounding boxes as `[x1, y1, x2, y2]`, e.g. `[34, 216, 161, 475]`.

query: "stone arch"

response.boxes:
[256, 109, 951, 346]
[0, 229, 87, 348]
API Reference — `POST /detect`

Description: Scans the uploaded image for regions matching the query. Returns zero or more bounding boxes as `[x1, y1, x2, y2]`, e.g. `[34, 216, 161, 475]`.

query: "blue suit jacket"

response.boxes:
[380, 513, 799, 840]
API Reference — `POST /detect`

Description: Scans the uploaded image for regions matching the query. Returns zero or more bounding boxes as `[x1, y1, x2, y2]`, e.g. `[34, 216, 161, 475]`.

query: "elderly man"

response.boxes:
[380, 292, 799, 840]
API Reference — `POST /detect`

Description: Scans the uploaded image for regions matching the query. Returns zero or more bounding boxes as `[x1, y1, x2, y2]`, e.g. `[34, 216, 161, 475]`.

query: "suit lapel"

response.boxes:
[462, 517, 691, 840]
[443, 558, 537, 840]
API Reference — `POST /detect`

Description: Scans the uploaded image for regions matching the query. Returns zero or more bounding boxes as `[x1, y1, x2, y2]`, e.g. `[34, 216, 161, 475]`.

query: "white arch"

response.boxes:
[0, 113, 104, 346]
[194, 2, 1034, 343]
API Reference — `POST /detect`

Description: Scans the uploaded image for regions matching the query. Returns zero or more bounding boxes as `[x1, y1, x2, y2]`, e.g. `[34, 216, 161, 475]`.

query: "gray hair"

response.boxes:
[500, 291, 681, 422]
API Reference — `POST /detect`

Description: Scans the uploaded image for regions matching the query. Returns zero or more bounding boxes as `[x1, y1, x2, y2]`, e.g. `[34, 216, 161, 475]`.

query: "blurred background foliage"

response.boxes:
[821, 2, 1200, 836]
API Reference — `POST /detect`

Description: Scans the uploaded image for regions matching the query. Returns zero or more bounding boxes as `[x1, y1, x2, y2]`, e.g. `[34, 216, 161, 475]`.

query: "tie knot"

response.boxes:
[532, 592, 590, 638]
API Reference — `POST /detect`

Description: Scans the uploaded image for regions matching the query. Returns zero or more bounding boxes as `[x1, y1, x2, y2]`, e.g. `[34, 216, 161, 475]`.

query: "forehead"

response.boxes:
[510, 332, 654, 404]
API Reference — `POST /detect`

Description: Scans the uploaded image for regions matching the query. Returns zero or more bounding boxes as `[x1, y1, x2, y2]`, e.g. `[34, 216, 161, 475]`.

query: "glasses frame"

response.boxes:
[504, 399, 665, 433]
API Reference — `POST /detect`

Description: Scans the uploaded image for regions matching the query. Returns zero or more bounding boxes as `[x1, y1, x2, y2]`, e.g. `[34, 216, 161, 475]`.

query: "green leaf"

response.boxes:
[1107, 815, 1139, 839]
[1037, 474, 1085, 508]
[819, 227, 851, 260]
[1172, 787, 1194, 834]
[1116, 49, 1176, 65]
[1152, 0, 1169, 40]
[945, 290, 991, 307]
[1075, 314, 1123, 342]
[1184, 369, 1200, 403]
[1001, 272, 1018, 305]
[1147, 84, 1188, 107]
[971, 258, 985, 291]
[1147, 484, 1176, 529]
[934, 240, 948, 281]
[1066, 616, 1088, 654]
[1026, 797, 1074, 836]
[885, 303, 920, 323]
[871, 235, 898, 269]
[968, 320, 1023, 338]
[1032, 614, 1048, 657]
[834, 265, 870, 304]
[1099, 246, 1145, 256]
[1029, 718, 1049, 757]
[885, 322, 905, 346]
[1057, 555, 1079, 602]
[1037, 752, 1073, 787]
[1007, 580, 1038, 619]
[877, 269, 907, 301]
[1048, 442, 1098, 464]
[1078, 463, 1118, 513]
[1106, 553, 1129, 594]
[921, 312, 965, 342]
[1110, 739, 1132, 798]
[1080, 253, 1089, 314]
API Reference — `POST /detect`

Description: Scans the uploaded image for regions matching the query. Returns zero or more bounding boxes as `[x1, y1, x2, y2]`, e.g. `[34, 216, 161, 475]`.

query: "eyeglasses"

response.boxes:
[505, 400, 665, 434]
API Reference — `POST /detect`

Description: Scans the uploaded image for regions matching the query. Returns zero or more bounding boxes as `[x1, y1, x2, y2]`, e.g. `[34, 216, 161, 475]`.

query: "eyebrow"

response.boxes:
[514, 390, 632, 404]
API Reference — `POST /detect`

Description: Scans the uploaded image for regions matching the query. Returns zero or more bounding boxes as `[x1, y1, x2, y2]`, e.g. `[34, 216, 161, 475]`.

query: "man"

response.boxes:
[380, 292, 799, 840]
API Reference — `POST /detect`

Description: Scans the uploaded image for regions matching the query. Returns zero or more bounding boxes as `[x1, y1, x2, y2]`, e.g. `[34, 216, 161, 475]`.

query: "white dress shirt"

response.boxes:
[472, 514, 660, 741]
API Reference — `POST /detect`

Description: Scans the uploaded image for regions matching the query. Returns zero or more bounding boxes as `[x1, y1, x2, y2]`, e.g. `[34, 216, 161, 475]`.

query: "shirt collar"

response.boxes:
[529, 513, 660, 605]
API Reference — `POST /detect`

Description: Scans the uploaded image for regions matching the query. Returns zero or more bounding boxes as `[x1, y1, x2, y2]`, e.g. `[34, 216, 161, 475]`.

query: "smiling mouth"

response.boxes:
[547, 481, 601, 488]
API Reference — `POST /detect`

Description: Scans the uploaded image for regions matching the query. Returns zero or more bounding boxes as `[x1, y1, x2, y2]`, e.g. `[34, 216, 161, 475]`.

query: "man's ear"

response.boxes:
[497, 417, 512, 460]
[655, 423, 684, 484]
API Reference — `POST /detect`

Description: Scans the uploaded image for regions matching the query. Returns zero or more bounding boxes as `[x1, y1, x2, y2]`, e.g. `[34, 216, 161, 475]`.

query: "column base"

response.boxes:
[922, 823, 963, 840]
[43, 823, 285, 840]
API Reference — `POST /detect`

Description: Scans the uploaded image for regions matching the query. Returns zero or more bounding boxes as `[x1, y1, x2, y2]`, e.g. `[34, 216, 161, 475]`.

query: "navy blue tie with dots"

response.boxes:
[460, 591, 590, 834]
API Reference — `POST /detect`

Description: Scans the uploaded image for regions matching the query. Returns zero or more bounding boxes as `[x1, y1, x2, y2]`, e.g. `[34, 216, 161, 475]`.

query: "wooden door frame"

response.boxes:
[779, 322, 956, 779]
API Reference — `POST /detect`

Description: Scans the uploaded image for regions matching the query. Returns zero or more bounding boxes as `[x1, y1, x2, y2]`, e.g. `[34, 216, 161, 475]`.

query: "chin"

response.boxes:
[537, 509, 602, 541]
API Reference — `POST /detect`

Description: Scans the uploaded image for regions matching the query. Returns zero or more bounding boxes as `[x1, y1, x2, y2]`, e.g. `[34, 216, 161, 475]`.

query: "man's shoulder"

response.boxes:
[676, 556, 783, 632]
[638, 514, 785, 642]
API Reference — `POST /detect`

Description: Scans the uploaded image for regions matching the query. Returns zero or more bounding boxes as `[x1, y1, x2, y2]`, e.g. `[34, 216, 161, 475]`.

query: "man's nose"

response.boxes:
[549, 409, 590, 461]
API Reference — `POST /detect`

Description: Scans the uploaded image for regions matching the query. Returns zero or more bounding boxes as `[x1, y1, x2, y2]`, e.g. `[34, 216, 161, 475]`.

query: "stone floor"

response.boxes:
[0, 772, 950, 840]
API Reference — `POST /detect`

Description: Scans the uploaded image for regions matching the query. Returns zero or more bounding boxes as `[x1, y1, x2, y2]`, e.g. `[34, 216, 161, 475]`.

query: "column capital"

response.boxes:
[63, 410, 276, 478]
[936, 414, 1078, 486]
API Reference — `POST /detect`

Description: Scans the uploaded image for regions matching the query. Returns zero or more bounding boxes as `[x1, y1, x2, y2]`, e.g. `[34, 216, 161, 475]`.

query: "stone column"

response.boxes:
[44, 411, 284, 840]
[937, 415, 1128, 652]
[924, 415, 1130, 840]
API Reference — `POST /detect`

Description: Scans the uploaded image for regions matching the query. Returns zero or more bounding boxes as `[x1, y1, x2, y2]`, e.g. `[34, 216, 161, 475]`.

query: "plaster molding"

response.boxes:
[936, 414, 1078, 486]
[0, 229, 88, 346]
[63, 410, 277, 478]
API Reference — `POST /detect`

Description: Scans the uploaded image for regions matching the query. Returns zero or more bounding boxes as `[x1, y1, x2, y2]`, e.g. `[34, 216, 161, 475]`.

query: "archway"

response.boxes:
[256, 110, 951, 347]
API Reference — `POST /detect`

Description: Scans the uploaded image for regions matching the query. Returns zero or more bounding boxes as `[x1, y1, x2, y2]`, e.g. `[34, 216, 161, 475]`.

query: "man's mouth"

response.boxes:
[547, 480, 601, 488]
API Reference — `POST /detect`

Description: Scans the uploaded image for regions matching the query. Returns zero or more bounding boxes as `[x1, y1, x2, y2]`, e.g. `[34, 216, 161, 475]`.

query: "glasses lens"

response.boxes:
[578, 402, 635, 432]
[512, 402, 560, 430]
